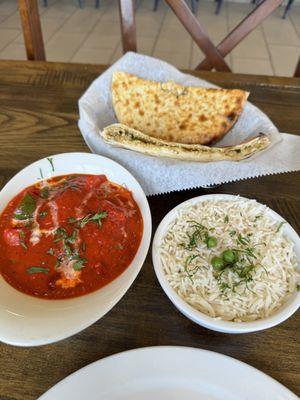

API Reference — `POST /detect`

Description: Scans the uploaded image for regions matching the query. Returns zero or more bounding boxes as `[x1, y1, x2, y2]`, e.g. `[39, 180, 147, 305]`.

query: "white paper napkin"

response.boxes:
[78, 52, 300, 196]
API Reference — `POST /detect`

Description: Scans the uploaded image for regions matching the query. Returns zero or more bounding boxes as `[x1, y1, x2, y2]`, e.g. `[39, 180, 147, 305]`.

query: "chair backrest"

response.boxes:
[119, 0, 137, 53]
[118, 0, 284, 72]
[17, 0, 300, 78]
[18, 0, 45, 61]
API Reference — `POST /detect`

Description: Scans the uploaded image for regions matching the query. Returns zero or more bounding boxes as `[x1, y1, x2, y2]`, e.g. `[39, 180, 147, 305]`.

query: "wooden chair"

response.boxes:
[153, 0, 198, 14]
[43, 0, 99, 9]
[282, 0, 294, 19]
[19, 0, 45, 61]
[295, 58, 300, 78]
[119, 0, 284, 72]
[18, 0, 300, 77]
[211, 0, 265, 16]
[19, 0, 103, 61]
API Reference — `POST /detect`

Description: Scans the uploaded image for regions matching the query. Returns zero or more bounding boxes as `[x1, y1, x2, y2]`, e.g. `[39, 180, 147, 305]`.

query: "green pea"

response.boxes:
[211, 256, 224, 270]
[206, 236, 217, 249]
[222, 249, 236, 264]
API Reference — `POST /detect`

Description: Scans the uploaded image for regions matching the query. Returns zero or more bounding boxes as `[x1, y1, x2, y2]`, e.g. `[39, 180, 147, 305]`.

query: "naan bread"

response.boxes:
[111, 71, 249, 145]
[100, 124, 270, 162]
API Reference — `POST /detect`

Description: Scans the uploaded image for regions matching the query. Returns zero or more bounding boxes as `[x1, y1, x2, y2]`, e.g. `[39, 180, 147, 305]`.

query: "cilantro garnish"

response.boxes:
[14, 193, 36, 220]
[47, 157, 55, 172]
[27, 266, 49, 274]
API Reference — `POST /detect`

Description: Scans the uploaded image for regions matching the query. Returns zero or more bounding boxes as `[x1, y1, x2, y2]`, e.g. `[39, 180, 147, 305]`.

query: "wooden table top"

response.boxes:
[0, 60, 299, 399]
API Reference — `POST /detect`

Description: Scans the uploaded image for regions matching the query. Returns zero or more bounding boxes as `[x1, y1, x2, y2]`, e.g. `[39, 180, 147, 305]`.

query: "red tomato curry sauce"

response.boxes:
[0, 174, 143, 299]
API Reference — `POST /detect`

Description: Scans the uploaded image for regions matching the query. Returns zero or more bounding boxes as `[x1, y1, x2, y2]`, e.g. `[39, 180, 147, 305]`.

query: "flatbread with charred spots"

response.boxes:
[111, 71, 249, 145]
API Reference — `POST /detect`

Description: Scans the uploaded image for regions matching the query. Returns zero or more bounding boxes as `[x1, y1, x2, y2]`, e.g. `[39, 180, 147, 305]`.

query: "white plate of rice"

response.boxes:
[152, 194, 300, 333]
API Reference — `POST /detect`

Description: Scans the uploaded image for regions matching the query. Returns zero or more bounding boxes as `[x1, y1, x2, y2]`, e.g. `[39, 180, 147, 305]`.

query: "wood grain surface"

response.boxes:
[0, 60, 299, 400]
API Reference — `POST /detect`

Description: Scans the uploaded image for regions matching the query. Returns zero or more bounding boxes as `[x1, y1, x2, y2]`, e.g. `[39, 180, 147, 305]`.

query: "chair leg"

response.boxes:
[135, 0, 140, 10]
[191, 0, 196, 14]
[78, 0, 84, 8]
[215, 0, 223, 15]
[283, 0, 294, 19]
[294, 57, 300, 77]
[19, 0, 46, 60]
[153, 0, 159, 11]
[95, 0, 100, 8]
[43, 0, 48, 6]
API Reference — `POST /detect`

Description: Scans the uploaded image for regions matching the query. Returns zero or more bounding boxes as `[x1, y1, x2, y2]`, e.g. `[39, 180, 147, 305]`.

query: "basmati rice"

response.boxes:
[160, 198, 299, 322]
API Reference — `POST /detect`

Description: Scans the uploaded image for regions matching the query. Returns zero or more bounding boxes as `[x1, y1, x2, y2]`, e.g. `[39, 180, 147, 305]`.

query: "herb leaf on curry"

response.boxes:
[19, 230, 27, 250]
[73, 260, 86, 271]
[27, 266, 49, 274]
[69, 211, 108, 229]
[40, 186, 50, 199]
[14, 193, 36, 220]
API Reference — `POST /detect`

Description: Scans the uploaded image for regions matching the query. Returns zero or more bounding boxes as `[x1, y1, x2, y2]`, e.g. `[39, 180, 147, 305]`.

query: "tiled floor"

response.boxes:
[0, 0, 300, 76]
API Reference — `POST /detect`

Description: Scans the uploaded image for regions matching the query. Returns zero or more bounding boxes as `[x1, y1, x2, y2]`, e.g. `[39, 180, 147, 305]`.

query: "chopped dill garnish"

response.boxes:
[219, 282, 230, 292]
[183, 221, 207, 250]
[237, 234, 250, 246]
[182, 219, 265, 293]
[211, 233, 266, 293]
[259, 263, 269, 276]
[184, 254, 200, 283]
[276, 221, 287, 233]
